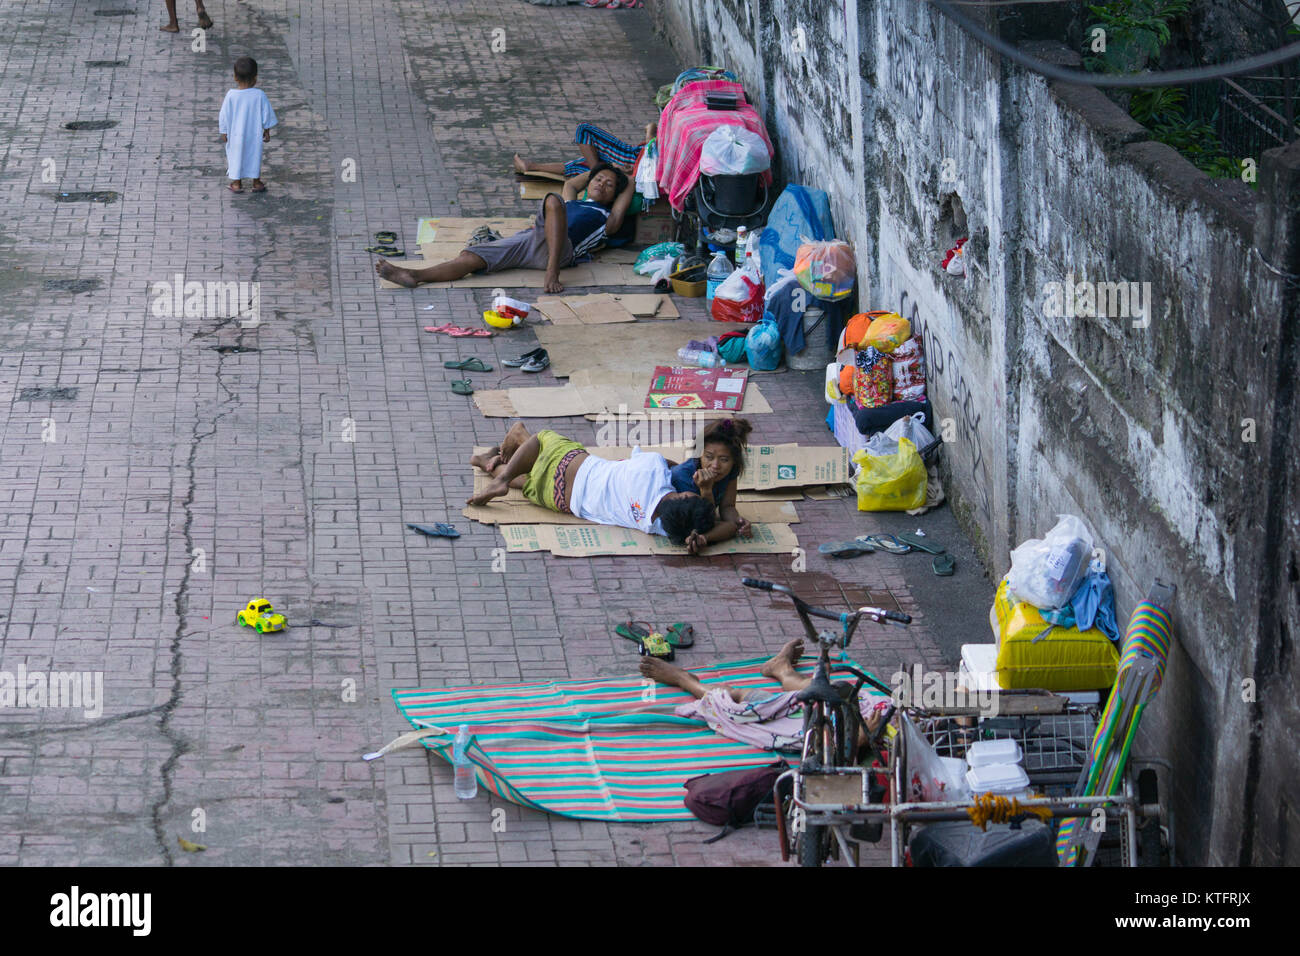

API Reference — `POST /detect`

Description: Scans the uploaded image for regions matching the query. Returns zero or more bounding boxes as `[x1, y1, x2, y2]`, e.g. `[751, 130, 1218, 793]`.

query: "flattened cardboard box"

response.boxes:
[500, 522, 797, 557]
[740, 445, 854, 491]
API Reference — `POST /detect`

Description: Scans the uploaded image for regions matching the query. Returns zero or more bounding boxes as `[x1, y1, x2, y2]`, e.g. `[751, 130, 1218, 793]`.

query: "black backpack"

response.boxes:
[683, 761, 789, 843]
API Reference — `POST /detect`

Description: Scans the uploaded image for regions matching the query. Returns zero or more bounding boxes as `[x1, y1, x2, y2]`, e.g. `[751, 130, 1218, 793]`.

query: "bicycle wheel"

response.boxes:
[797, 823, 827, 867]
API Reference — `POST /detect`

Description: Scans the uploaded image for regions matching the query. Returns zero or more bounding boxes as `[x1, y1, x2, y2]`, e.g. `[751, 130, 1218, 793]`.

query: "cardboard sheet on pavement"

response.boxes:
[498, 521, 798, 557]
[534, 293, 678, 325]
[472, 379, 772, 418]
[536, 320, 724, 379]
[740, 445, 854, 490]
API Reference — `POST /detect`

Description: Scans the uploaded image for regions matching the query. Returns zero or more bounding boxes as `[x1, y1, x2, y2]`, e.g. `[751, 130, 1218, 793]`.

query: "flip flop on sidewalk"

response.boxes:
[444, 357, 492, 372]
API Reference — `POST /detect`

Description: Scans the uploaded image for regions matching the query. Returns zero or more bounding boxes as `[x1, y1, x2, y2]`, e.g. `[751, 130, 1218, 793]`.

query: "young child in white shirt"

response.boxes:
[218, 57, 278, 193]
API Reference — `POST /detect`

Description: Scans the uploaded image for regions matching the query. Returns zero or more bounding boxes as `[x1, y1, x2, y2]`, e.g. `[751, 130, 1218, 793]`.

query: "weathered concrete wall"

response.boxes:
[654, 0, 1300, 865]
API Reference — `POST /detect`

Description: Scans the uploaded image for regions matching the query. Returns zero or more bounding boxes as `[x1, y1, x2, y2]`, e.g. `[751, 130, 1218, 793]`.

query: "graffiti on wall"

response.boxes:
[898, 289, 993, 521]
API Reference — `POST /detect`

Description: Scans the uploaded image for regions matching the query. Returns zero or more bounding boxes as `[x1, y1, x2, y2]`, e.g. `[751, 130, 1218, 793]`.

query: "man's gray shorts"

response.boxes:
[465, 207, 575, 274]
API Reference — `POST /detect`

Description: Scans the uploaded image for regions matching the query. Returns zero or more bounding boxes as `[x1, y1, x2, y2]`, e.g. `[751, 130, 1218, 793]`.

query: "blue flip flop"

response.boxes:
[407, 522, 460, 539]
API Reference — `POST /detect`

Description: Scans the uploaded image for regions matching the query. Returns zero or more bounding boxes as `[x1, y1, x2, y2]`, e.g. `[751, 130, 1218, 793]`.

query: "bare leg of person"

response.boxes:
[541, 193, 568, 293]
[638, 657, 710, 700]
[760, 639, 809, 692]
[195, 1, 213, 28]
[577, 142, 602, 171]
[639, 638, 807, 703]
[469, 422, 530, 475]
[375, 251, 487, 289]
[162, 0, 180, 30]
[467, 432, 541, 506]
[514, 155, 567, 176]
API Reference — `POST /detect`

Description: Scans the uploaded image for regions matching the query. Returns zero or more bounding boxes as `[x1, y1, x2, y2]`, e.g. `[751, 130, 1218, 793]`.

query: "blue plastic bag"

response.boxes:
[758, 185, 835, 287]
[745, 319, 783, 371]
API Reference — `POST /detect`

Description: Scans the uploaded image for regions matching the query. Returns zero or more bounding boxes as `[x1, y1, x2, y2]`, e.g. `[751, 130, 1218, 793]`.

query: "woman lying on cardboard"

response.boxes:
[468, 423, 747, 555]
[375, 163, 636, 295]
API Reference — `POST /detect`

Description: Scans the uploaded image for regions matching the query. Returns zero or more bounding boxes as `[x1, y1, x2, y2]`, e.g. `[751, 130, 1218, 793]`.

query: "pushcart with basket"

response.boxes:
[750, 578, 1175, 867]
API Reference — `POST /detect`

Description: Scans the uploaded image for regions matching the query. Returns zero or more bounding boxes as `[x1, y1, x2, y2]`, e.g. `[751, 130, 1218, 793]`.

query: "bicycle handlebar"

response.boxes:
[742, 578, 912, 626]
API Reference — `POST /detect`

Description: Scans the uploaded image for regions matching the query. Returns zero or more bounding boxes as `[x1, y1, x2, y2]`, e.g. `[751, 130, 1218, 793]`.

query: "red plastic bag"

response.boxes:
[711, 266, 765, 323]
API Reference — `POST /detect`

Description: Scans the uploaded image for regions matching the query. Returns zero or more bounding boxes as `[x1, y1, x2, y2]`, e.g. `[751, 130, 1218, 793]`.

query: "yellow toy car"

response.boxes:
[237, 598, 286, 633]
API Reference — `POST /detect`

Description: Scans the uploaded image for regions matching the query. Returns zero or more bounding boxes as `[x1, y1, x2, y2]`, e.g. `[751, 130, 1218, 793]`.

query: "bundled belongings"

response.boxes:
[989, 515, 1124, 691]
[793, 239, 855, 302]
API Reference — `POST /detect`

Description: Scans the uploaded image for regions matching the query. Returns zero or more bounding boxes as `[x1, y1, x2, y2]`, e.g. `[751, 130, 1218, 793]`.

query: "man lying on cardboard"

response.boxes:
[468, 423, 741, 555]
[376, 164, 636, 294]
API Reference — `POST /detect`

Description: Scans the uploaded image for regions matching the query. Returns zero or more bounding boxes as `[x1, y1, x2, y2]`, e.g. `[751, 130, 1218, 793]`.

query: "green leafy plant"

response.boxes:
[1085, 1, 1241, 179]
[1084, 0, 1191, 73]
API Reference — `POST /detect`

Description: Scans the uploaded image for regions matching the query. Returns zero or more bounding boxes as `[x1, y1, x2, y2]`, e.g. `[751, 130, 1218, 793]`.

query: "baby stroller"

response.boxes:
[655, 74, 775, 257]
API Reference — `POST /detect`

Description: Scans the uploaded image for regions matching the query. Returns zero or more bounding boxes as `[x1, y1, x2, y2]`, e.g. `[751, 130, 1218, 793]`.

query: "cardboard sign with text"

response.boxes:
[740, 444, 854, 491]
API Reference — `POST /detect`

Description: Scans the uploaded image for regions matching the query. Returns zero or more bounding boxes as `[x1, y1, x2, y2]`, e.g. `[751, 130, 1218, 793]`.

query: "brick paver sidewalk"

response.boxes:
[0, 0, 969, 866]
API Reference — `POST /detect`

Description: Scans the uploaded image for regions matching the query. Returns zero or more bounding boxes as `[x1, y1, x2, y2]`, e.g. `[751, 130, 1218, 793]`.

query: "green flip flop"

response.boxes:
[664, 622, 695, 648]
[897, 531, 946, 555]
[444, 357, 493, 372]
[933, 553, 956, 576]
[450, 379, 474, 395]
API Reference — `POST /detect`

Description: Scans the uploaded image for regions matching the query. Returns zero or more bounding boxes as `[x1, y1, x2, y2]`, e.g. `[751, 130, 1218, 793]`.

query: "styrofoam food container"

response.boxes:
[966, 763, 1030, 796]
[492, 294, 531, 319]
[967, 739, 1023, 768]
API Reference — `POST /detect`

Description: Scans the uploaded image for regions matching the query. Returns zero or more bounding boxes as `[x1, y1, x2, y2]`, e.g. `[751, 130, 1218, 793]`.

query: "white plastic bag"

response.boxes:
[699, 125, 771, 176]
[1006, 515, 1095, 610]
[862, 413, 936, 458]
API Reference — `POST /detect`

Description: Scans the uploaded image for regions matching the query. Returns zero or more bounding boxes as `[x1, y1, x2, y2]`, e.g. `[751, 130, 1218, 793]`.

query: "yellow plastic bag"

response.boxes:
[864, 313, 911, 353]
[991, 580, 1118, 690]
[853, 437, 927, 511]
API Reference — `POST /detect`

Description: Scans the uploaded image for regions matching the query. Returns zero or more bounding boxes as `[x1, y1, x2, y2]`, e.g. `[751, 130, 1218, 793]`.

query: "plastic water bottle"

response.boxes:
[677, 347, 725, 368]
[706, 249, 733, 304]
[734, 226, 749, 266]
[452, 724, 477, 799]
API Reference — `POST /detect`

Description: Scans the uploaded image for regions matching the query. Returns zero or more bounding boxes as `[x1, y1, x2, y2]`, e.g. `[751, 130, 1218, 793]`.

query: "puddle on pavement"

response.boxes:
[64, 120, 118, 131]
[85, 59, 129, 67]
[42, 278, 102, 293]
[92, 9, 135, 15]
[55, 191, 119, 204]
[209, 345, 260, 354]
[16, 387, 79, 402]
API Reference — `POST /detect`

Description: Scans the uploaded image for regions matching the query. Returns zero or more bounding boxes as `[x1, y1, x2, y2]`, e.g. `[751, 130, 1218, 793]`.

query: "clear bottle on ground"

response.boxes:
[677, 346, 725, 368]
[706, 247, 734, 304]
[452, 724, 477, 799]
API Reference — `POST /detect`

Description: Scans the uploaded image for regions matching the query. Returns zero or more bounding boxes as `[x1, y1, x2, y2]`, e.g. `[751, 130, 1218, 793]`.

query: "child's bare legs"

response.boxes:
[467, 424, 538, 506]
[639, 639, 806, 701]
[162, 0, 213, 31]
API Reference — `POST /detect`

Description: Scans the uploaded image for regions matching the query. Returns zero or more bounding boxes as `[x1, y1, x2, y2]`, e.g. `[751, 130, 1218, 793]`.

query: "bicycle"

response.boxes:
[741, 577, 911, 866]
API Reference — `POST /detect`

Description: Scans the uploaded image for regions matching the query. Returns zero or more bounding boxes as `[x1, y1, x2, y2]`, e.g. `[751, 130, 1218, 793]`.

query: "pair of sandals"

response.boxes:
[503, 347, 549, 372]
[425, 324, 493, 337]
[819, 531, 955, 575]
[366, 231, 404, 256]
[615, 621, 695, 661]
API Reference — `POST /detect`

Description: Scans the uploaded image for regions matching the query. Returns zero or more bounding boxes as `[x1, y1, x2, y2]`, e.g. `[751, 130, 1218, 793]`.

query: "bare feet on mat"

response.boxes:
[760, 639, 805, 680]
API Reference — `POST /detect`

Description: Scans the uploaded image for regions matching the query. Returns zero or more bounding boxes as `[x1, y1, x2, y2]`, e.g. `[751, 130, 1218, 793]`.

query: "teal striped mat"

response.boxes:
[393, 654, 866, 822]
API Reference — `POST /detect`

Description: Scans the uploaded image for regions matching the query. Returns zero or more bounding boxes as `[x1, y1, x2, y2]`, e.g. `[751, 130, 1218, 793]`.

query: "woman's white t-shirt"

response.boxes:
[568, 449, 674, 535]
